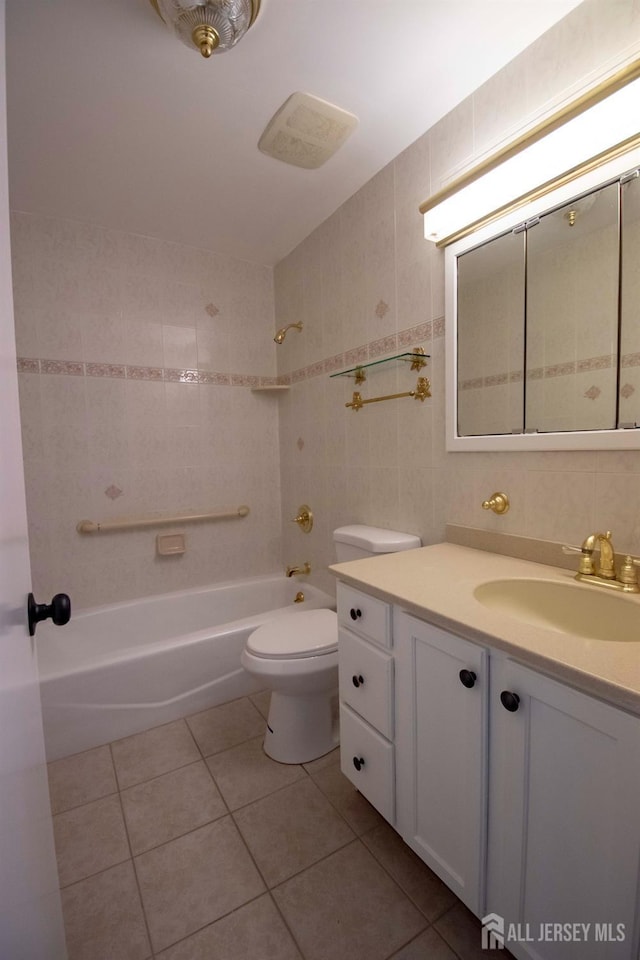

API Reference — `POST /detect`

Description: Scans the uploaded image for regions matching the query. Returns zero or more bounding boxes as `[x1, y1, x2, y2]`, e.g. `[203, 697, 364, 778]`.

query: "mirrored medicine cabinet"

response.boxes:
[445, 147, 640, 451]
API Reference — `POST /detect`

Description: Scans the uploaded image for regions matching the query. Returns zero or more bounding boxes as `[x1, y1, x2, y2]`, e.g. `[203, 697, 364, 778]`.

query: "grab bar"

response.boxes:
[77, 505, 250, 534]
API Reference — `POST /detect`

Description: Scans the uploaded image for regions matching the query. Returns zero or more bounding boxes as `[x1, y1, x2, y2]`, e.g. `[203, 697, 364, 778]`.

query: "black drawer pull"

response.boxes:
[352, 756, 365, 772]
[352, 674, 364, 688]
[500, 690, 520, 712]
[350, 607, 362, 621]
[459, 669, 476, 689]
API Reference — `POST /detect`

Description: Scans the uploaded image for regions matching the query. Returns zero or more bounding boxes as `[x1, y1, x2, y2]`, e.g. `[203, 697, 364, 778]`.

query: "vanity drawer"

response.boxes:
[337, 582, 391, 648]
[340, 703, 395, 824]
[339, 628, 394, 738]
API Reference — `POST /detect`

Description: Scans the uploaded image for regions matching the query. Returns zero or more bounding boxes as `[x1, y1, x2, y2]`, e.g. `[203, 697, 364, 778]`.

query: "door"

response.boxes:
[394, 611, 488, 916]
[488, 657, 640, 960]
[0, 4, 67, 956]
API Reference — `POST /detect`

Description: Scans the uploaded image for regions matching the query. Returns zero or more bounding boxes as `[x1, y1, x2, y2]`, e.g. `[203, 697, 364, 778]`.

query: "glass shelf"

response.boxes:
[330, 349, 429, 381]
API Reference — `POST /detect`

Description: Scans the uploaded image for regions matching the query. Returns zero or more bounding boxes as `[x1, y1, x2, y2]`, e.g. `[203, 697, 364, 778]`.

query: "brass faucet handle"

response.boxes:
[291, 505, 313, 534]
[619, 555, 640, 585]
[562, 543, 595, 575]
[482, 492, 510, 514]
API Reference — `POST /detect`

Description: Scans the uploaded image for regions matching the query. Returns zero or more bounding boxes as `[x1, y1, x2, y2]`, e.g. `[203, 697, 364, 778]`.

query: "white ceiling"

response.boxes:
[5, 0, 583, 267]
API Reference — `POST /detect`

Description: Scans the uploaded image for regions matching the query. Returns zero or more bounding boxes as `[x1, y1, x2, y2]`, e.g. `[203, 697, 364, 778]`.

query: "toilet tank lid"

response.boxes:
[333, 524, 421, 553]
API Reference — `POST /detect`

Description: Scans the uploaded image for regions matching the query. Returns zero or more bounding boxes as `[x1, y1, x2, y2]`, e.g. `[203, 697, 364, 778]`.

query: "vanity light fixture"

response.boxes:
[274, 321, 303, 345]
[148, 0, 260, 58]
[421, 57, 640, 247]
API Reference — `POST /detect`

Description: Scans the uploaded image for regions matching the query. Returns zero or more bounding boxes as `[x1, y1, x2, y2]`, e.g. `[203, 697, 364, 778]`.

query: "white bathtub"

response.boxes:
[36, 575, 335, 761]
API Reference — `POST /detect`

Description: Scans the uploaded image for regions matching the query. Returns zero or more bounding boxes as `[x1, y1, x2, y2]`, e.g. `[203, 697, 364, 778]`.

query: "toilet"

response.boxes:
[241, 524, 421, 763]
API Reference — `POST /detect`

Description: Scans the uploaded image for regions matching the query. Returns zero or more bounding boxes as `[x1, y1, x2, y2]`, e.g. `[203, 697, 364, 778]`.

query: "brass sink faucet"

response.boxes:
[564, 531, 640, 593]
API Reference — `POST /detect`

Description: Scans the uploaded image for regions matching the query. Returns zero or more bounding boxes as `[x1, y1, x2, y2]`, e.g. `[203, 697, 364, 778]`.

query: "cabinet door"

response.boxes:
[488, 658, 640, 960]
[395, 611, 488, 915]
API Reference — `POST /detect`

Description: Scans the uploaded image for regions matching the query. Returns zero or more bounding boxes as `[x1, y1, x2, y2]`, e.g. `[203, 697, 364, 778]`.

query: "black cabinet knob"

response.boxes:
[350, 608, 362, 621]
[459, 669, 477, 689]
[352, 756, 365, 772]
[500, 690, 520, 712]
[28, 592, 71, 637]
[352, 674, 364, 688]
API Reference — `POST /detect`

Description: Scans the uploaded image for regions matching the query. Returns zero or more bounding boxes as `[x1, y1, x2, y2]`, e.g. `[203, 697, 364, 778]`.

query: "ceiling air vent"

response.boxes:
[258, 92, 358, 169]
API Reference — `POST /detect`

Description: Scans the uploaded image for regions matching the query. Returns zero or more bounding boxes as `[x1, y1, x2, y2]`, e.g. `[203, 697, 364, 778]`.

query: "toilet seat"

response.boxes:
[247, 609, 337, 660]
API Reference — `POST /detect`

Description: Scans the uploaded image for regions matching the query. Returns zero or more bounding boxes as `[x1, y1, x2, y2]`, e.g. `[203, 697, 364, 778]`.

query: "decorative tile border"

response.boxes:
[460, 354, 619, 391]
[15, 317, 443, 388]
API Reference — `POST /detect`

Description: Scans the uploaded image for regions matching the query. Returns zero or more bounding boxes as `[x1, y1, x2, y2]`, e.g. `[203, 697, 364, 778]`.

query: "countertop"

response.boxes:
[329, 543, 640, 716]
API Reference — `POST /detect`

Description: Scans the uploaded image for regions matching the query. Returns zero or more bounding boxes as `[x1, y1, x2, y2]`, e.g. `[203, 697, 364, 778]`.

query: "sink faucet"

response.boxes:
[564, 531, 640, 593]
[580, 531, 615, 579]
[286, 561, 311, 577]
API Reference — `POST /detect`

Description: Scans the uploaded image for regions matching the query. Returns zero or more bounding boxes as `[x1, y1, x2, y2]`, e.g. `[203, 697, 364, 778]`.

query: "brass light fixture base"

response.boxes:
[192, 23, 220, 57]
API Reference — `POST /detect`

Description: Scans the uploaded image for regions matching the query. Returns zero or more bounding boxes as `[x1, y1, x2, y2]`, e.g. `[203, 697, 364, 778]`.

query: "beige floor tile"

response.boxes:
[434, 902, 514, 959]
[233, 777, 355, 887]
[155, 894, 302, 960]
[272, 839, 427, 960]
[121, 761, 227, 854]
[61, 861, 150, 960]
[186, 697, 265, 757]
[53, 794, 130, 887]
[111, 720, 201, 789]
[309, 760, 386, 835]
[249, 689, 271, 719]
[134, 815, 265, 953]
[48, 745, 118, 815]
[389, 927, 458, 959]
[302, 746, 341, 775]
[362, 821, 457, 921]
[205, 736, 306, 810]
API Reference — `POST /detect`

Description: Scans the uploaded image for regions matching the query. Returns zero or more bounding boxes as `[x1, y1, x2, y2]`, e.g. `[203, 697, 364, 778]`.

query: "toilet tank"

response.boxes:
[333, 524, 421, 562]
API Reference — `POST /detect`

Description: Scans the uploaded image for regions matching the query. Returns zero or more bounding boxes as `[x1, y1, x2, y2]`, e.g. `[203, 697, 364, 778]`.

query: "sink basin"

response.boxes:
[474, 578, 640, 642]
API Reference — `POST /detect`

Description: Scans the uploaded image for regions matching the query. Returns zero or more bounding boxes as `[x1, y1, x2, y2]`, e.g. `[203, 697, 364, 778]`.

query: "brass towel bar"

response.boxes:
[345, 376, 431, 411]
[77, 505, 250, 534]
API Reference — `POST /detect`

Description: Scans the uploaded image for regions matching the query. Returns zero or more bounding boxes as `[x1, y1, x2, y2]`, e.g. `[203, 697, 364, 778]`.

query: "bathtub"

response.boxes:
[36, 575, 335, 761]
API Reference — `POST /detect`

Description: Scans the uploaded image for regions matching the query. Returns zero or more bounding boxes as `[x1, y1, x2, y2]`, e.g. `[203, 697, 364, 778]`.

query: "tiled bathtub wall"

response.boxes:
[12, 213, 282, 610]
[275, 0, 640, 598]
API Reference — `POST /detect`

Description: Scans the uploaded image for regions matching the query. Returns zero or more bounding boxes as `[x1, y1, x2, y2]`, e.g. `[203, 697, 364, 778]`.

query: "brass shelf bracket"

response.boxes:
[346, 376, 431, 411]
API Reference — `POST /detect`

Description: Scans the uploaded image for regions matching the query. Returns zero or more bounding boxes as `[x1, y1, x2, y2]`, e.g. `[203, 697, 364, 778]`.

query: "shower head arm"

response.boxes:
[274, 321, 303, 344]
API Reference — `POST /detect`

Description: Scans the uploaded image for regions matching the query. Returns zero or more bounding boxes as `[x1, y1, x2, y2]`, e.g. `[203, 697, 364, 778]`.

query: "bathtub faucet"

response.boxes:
[286, 562, 311, 577]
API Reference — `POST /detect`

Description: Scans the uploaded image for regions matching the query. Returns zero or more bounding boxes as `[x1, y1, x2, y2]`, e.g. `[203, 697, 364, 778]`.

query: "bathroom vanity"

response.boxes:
[331, 544, 640, 960]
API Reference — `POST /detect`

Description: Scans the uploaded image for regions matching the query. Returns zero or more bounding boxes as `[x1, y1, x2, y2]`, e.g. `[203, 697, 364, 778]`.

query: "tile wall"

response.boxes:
[275, 0, 640, 598]
[12, 214, 282, 610]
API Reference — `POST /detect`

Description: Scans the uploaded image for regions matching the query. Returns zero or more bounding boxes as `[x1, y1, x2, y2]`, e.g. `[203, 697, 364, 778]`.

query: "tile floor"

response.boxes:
[48, 692, 509, 960]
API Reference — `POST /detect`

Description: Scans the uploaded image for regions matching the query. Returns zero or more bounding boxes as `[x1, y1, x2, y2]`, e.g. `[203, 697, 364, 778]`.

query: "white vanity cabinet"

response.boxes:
[394, 611, 488, 915]
[337, 582, 395, 822]
[487, 657, 640, 960]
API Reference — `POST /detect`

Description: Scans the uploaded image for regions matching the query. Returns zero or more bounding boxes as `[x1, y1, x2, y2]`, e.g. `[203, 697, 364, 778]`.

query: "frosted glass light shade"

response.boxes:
[423, 70, 640, 245]
[152, 0, 260, 57]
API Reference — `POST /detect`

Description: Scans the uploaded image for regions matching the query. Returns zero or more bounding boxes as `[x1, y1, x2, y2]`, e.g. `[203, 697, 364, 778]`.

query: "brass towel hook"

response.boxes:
[291, 505, 313, 533]
[482, 492, 510, 515]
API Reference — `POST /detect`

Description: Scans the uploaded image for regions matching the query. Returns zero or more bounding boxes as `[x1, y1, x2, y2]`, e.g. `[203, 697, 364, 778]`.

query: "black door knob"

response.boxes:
[500, 690, 520, 712]
[350, 608, 362, 621]
[352, 674, 364, 688]
[352, 756, 365, 771]
[459, 669, 477, 689]
[28, 592, 71, 637]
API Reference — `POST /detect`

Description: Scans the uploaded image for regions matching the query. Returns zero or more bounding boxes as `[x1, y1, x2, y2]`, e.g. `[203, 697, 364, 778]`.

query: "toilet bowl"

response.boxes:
[242, 524, 421, 764]
[241, 608, 338, 764]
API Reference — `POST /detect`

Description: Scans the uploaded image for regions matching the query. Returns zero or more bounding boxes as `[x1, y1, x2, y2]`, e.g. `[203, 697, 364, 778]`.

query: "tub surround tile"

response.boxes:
[48, 745, 118, 814]
[134, 816, 266, 953]
[361, 821, 457, 921]
[121, 761, 227, 855]
[53, 794, 130, 887]
[233, 777, 356, 888]
[154, 894, 303, 960]
[205, 736, 306, 811]
[111, 720, 201, 790]
[186, 697, 266, 758]
[60, 861, 151, 960]
[272, 840, 427, 960]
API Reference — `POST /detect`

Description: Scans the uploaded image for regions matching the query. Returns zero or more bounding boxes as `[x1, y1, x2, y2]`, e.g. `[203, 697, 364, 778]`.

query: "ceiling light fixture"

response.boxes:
[421, 57, 640, 247]
[149, 0, 261, 58]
